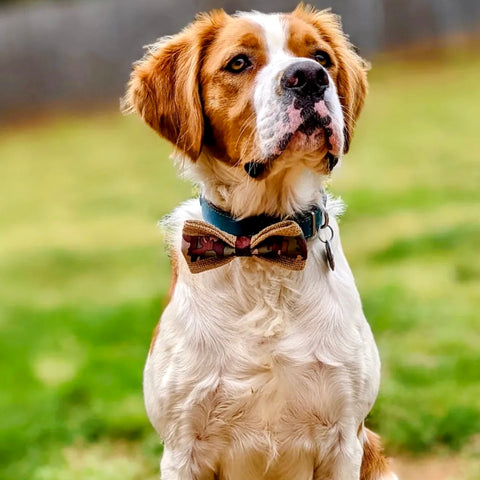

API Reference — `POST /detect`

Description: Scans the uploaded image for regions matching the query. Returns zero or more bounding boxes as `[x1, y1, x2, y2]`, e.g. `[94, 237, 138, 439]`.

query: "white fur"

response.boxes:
[185, 154, 327, 218]
[236, 11, 288, 57]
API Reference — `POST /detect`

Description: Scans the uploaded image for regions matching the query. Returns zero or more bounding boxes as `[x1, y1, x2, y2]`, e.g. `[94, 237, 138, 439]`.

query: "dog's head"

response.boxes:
[123, 5, 367, 182]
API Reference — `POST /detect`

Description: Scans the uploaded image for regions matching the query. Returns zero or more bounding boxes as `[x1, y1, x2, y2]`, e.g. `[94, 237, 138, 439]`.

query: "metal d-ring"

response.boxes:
[317, 206, 335, 271]
[318, 224, 334, 244]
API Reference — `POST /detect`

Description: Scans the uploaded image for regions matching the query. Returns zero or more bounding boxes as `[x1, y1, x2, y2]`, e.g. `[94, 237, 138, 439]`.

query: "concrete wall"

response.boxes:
[0, 0, 479, 118]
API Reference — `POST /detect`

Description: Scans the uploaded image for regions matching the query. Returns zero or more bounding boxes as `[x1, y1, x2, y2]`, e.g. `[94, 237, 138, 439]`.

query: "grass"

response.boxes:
[1, 50, 480, 479]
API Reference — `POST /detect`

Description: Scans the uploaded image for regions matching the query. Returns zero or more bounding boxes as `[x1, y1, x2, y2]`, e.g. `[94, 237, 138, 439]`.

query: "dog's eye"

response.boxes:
[314, 51, 332, 68]
[226, 54, 251, 73]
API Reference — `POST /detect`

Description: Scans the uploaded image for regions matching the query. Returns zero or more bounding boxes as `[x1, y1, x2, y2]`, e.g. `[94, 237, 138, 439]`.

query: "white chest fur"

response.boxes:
[144, 199, 380, 479]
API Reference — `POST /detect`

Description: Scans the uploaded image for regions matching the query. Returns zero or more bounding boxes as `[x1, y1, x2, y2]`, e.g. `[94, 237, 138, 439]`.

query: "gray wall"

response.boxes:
[0, 0, 479, 119]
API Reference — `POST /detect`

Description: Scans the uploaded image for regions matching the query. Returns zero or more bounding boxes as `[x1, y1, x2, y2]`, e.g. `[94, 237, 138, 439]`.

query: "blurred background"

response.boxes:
[1, 0, 479, 479]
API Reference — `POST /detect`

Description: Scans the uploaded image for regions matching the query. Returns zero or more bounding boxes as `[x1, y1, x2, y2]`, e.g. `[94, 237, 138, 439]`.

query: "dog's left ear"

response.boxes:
[334, 40, 369, 154]
[294, 6, 368, 154]
[122, 11, 226, 160]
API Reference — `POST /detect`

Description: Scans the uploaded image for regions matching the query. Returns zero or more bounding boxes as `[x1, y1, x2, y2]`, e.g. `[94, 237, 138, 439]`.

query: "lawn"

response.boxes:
[1, 50, 479, 479]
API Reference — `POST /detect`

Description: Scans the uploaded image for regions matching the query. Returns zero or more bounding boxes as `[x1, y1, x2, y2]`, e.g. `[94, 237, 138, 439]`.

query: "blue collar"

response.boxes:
[200, 197, 325, 239]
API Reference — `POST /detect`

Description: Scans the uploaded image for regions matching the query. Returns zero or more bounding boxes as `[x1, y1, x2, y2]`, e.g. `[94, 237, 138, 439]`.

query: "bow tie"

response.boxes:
[181, 219, 308, 273]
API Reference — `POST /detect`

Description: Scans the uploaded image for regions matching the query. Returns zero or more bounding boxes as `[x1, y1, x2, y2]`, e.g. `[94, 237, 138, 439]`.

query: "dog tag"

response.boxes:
[324, 240, 335, 271]
[318, 224, 335, 272]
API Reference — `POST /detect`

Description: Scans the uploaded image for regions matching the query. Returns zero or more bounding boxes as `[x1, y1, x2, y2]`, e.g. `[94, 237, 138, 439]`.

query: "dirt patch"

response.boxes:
[392, 456, 468, 480]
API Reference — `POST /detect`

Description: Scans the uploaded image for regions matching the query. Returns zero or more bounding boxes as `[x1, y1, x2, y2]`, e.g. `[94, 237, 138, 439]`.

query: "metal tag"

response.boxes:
[324, 240, 335, 271]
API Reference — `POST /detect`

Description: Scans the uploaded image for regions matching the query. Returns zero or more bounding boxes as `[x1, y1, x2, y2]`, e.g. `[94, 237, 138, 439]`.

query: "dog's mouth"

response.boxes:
[246, 100, 341, 179]
[276, 100, 341, 157]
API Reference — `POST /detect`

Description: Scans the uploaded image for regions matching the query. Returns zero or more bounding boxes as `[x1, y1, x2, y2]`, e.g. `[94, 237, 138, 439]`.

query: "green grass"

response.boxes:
[1, 50, 480, 479]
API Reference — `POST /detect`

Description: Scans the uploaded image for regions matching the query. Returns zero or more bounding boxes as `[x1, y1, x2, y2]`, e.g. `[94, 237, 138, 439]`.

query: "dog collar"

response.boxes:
[200, 197, 326, 240]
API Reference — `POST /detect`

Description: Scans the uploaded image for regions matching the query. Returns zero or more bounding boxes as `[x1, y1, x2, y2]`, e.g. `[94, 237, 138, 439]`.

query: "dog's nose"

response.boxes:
[281, 62, 329, 98]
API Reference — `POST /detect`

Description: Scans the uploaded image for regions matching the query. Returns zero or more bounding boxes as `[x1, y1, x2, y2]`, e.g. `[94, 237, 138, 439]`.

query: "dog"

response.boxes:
[123, 4, 397, 479]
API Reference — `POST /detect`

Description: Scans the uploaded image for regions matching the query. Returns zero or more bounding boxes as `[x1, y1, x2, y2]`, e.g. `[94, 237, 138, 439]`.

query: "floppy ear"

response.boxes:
[333, 39, 369, 154]
[122, 11, 226, 160]
[295, 5, 369, 153]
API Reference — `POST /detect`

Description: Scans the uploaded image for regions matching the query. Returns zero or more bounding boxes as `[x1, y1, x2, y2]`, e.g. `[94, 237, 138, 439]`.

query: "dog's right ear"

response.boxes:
[122, 11, 226, 161]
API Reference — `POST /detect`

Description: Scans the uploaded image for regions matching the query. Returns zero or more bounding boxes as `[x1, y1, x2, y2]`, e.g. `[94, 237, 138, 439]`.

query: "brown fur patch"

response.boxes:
[200, 17, 266, 166]
[361, 428, 394, 480]
[123, 10, 228, 160]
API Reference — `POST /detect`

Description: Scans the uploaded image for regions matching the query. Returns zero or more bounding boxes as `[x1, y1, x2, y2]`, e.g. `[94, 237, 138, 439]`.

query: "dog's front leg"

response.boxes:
[160, 448, 218, 480]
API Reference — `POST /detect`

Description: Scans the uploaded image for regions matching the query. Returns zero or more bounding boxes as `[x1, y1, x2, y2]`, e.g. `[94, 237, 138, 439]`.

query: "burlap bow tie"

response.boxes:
[181, 219, 308, 273]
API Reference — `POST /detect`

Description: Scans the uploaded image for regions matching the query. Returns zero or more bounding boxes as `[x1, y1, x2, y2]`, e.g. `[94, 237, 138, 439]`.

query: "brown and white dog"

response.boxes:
[124, 5, 397, 480]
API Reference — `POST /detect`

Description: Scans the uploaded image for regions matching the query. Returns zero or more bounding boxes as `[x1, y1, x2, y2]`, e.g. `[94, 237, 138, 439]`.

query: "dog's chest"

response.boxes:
[146, 253, 373, 442]
[148, 277, 360, 479]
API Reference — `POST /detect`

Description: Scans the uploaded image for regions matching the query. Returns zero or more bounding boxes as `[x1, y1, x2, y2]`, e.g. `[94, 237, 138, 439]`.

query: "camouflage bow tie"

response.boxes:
[181, 219, 308, 273]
